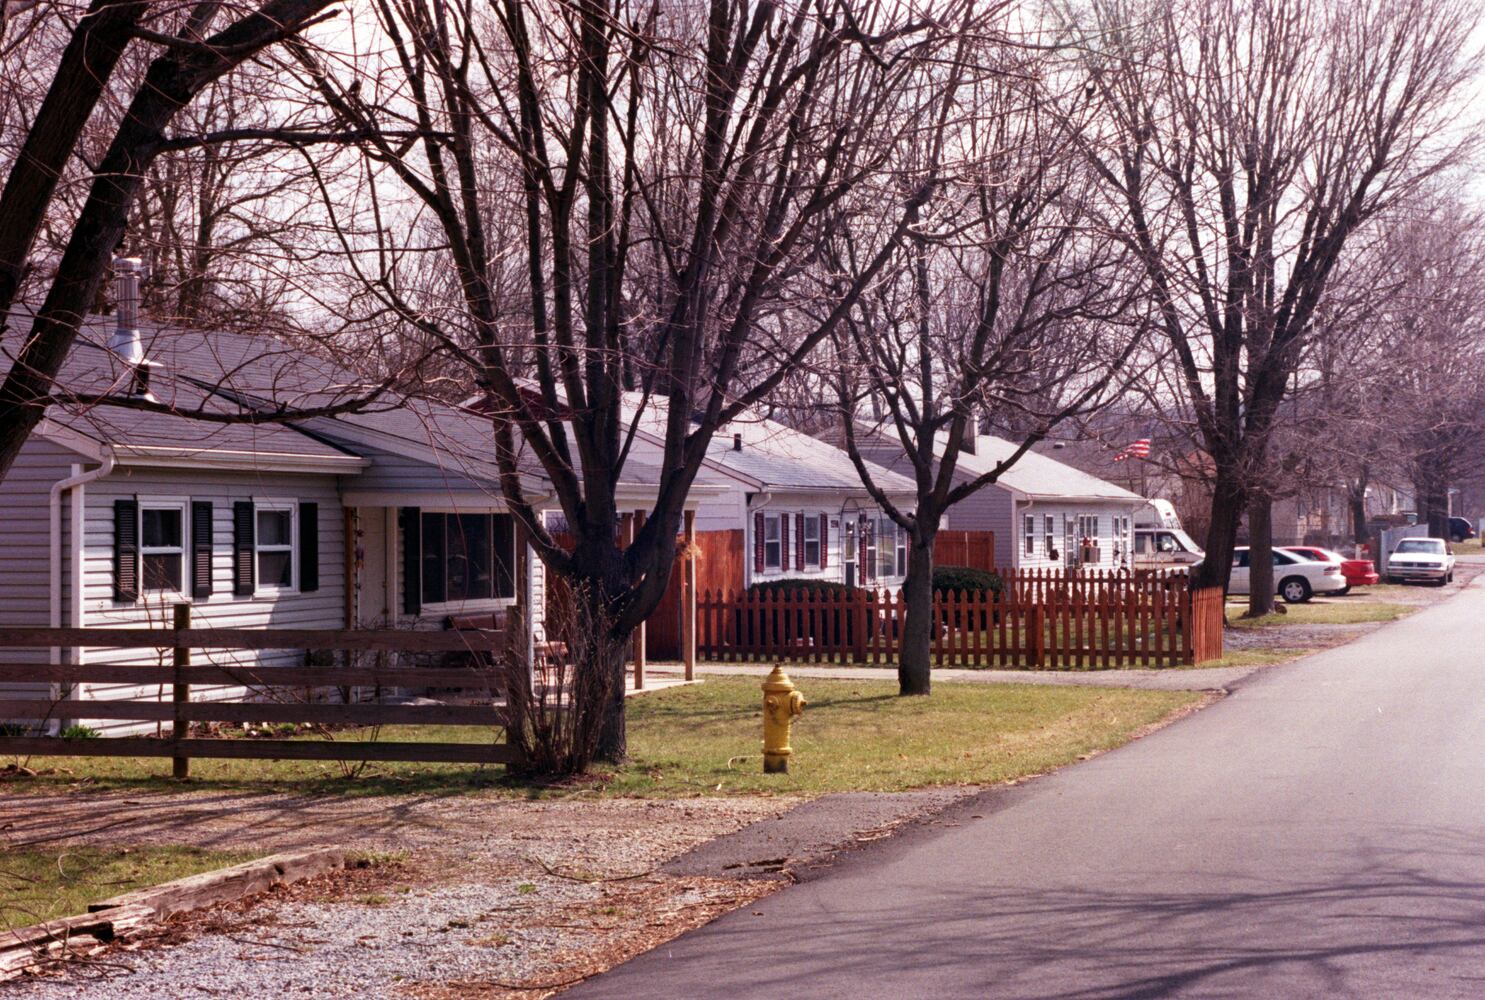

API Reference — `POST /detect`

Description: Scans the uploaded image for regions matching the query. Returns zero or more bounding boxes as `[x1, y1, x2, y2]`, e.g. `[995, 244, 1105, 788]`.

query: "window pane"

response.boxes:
[143, 553, 182, 591]
[448, 514, 493, 601]
[142, 508, 182, 548]
[421, 514, 447, 604]
[493, 514, 516, 598]
[258, 550, 293, 587]
[257, 509, 291, 547]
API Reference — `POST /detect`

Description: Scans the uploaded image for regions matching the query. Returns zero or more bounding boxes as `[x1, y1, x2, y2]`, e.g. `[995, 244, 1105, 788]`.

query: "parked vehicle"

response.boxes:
[1282, 546, 1379, 595]
[1229, 546, 1347, 603]
[1136, 499, 1182, 531]
[1132, 527, 1205, 572]
[1386, 537, 1456, 586]
[1448, 516, 1476, 543]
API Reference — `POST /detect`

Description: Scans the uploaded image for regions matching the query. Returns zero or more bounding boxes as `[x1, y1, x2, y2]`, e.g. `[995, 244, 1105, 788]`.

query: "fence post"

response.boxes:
[172, 602, 191, 780]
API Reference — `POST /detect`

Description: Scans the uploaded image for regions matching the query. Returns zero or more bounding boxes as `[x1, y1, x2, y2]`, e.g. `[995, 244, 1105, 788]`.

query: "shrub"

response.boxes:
[746, 578, 855, 598]
[60, 724, 100, 740]
[932, 565, 1003, 596]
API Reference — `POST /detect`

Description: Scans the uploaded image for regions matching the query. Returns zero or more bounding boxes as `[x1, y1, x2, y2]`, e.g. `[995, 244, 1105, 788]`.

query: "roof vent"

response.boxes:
[109, 257, 145, 365]
[108, 257, 155, 397]
[733, 433, 743, 452]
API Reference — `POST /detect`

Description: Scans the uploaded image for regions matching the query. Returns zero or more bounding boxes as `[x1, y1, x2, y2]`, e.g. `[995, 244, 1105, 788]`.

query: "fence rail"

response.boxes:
[699, 569, 1223, 668]
[0, 609, 517, 770]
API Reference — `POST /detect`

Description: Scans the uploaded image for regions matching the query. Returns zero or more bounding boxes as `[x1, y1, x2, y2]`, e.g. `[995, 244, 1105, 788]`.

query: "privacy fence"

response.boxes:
[698, 569, 1224, 669]
[0, 608, 515, 773]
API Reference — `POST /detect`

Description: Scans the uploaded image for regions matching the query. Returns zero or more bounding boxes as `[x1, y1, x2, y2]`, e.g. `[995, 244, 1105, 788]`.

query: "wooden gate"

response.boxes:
[933, 530, 996, 570]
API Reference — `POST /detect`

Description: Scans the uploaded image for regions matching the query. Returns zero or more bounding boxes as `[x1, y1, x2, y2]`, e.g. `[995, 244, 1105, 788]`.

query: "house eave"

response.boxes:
[111, 444, 369, 474]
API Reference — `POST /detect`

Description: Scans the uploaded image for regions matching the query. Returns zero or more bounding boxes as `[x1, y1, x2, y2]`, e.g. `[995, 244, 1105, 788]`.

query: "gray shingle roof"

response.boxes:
[950, 433, 1147, 502]
[621, 394, 915, 494]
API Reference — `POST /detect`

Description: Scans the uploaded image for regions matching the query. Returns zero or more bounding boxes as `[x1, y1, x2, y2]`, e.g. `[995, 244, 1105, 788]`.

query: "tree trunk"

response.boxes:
[1247, 492, 1276, 617]
[564, 541, 632, 764]
[897, 533, 935, 696]
[1194, 470, 1245, 593]
[1348, 477, 1369, 548]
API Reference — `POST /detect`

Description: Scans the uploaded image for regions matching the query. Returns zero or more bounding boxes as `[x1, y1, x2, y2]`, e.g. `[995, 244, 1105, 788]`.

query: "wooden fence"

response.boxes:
[0, 611, 516, 771]
[933, 530, 996, 571]
[698, 570, 1223, 668]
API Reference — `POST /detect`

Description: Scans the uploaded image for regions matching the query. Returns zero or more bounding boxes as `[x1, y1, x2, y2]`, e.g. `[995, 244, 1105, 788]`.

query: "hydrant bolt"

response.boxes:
[761, 664, 806, 774]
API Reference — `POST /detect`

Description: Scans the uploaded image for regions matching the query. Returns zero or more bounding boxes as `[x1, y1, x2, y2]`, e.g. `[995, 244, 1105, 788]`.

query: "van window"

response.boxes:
[1157, 532, 1179, 553]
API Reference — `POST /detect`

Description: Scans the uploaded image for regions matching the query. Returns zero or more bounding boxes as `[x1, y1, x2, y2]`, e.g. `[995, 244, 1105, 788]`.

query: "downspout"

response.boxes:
[49, 450, 116, 731]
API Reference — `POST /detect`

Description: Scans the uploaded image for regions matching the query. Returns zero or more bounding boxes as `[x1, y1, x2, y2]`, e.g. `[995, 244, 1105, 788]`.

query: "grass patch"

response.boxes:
[0, 679, 1196, 799]
[0, 845, 258, 926]
[603, 677, 1197, 796]
[1225, 600, 1415, 629]
[1190, 646, 1315, 669]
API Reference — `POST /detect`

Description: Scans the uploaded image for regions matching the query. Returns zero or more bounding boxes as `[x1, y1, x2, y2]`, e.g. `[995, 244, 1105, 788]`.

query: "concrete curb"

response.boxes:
[1, 846, 345, 982]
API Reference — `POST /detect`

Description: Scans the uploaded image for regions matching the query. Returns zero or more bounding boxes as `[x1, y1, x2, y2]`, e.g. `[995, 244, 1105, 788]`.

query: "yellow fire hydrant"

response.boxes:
[762, 664, 806, 774]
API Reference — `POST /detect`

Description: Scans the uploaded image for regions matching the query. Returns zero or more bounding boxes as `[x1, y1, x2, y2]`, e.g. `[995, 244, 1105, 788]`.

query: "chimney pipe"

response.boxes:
[109, 257, 145, 366]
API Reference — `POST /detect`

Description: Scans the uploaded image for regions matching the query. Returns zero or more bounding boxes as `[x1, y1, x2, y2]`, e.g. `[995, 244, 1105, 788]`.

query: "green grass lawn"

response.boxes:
[0, 679, 1197, 798]
[0, 845, 257, 926]
[1224, 600, 1415, 629]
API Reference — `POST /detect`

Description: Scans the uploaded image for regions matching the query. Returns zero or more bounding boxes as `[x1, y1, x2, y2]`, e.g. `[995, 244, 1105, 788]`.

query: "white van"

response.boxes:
[1136, 499, 1182, 530]
[1132, 526, 1205, 571]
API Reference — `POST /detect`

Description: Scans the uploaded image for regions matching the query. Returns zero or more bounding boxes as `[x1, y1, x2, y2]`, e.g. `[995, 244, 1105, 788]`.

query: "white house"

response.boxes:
[0, 295, 716, 733]
[846, 428, 1149, 572]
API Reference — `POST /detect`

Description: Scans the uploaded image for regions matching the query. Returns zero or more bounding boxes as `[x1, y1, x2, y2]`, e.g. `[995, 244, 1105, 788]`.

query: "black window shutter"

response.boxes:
[191, 501, 213, 598]
[232, 501, 255, 596]
[113, 499, 138, 602]
[299, 502, 319, 592]
[420, 512, 446, 604]
[400, 507, 422, 615]
[493, 513, 516, 599]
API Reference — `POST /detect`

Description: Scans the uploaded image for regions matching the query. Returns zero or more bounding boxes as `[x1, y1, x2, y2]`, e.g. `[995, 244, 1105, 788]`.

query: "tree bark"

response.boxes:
[1194, 469, 1245, 593]
[897, 533, 935, 696]
[0, 0, 147, 319]
[1247, 491, 1276, 616]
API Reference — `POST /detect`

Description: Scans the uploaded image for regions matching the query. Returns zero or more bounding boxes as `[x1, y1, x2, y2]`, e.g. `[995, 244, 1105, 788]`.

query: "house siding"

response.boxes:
[0, 437, 91, 713]
[74, 466, 347, 734]
[1005, 499, 1143, 571]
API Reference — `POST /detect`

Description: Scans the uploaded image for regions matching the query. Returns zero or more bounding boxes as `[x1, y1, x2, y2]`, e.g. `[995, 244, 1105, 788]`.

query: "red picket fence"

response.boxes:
[697, 570, 1223, 669]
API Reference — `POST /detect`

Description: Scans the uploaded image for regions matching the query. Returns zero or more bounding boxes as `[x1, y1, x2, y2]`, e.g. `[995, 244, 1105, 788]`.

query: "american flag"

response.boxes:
[1113, 437, 1151, 462]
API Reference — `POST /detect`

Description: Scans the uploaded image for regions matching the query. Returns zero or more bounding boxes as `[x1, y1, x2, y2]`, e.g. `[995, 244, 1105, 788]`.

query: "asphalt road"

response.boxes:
[566, 580, 1485, 999]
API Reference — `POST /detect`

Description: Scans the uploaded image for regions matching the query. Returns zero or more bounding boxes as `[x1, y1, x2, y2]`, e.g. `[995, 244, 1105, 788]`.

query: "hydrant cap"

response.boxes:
[762, 664, 796, 694]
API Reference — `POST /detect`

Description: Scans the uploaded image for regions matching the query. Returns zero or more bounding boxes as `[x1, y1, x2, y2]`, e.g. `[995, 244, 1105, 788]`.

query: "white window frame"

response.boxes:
[1044, 514, 1056, 558]
[1024, 514, 1035, 556]
[253, 497, 298, 595]
[138, 495, 189, 597]
[762, 513, 782, 571]
[803, 515, 821, 569]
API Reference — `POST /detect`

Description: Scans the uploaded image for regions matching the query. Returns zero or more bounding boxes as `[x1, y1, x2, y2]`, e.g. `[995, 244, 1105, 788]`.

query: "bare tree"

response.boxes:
[1058, 0, 1480, 613]
[299, 0, 972, 763]
[831, 29, 1146, 696]
[0, 0, 352, 478]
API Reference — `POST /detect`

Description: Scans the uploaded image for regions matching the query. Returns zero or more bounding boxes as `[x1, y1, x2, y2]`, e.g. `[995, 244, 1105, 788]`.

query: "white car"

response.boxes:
[1229, 546, 1347, 603]
[1386, 537, 1455, 586]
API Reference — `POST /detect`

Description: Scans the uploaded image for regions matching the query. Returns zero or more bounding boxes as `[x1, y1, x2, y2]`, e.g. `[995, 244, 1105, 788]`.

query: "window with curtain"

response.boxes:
[421, 512, 516, 603]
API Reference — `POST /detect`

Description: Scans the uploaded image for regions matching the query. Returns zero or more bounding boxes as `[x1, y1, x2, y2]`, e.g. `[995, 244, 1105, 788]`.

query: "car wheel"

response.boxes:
[1386, 576, 1401, 585]
[1279, 577, 1312, 603]
[1447, 572, 1455, 584]
[1433, 577, 1448, 587]
[1335, 585, 1351, 596]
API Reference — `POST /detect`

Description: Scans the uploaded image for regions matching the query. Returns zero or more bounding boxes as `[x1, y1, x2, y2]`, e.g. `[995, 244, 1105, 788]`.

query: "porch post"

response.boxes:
[683, 509, 696, 681]
[631, 510, 646, 690]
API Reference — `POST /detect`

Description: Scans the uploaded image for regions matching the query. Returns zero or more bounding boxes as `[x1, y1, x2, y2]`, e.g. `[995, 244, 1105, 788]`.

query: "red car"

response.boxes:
[1282, 546, 1379, 593]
